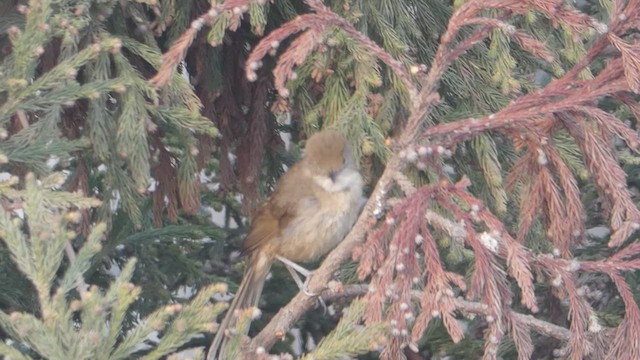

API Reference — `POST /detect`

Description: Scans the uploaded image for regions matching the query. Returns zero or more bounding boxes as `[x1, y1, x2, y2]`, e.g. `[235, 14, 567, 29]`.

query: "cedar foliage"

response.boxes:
[2, 0, 640, 359]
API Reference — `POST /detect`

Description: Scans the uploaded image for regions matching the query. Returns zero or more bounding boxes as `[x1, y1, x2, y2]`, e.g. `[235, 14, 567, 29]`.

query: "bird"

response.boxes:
[207, 129, 364, 360]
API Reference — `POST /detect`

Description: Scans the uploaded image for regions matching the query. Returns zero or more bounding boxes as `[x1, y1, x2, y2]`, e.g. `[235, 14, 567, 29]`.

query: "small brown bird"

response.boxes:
[207, 130, 364, 360]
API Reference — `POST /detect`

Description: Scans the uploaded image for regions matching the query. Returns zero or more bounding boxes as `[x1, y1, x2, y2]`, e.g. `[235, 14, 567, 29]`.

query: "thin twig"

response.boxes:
[15, 110, 29, 130]
[319, 284, 571, 342]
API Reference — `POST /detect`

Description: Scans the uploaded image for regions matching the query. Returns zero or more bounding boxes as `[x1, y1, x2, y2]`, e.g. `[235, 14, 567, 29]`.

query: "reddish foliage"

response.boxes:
[331, 0, 640, 357]
[157, 0, 640, 358]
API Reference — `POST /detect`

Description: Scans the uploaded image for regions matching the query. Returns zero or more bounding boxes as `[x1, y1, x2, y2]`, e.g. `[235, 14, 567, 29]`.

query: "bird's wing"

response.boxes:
[241, 203, 281, 256]
[241, 166, 317, 255]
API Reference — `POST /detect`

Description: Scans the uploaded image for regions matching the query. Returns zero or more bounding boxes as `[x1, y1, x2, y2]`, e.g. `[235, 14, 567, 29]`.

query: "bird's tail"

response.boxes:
[207, 252, 272, 360]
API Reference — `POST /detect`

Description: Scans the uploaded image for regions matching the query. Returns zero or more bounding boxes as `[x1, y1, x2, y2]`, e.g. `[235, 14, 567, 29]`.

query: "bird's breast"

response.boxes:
[277, 173, 363, 262]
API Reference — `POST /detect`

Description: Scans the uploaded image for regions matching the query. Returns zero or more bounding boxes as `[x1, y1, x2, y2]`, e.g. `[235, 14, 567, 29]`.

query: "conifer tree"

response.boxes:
[2, 0, 640, 359]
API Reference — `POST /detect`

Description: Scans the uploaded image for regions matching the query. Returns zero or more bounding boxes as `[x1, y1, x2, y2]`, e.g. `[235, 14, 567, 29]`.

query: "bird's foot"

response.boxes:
[277, 255, 317, 295]
[301, 273, 318, 297]
[276, 255, 311, 276]
[276, 256, 327, 307]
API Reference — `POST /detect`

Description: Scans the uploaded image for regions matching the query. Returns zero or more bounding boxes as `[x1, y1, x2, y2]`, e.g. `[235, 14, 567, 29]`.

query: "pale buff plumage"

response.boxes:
[207, 130, 364, 360]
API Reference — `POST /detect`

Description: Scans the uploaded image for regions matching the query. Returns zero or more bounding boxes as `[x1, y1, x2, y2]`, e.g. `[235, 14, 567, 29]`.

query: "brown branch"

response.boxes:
[453, 298, 570, 342]
[238, 1, 548, 356]
[15, 110, 29, 130]
[230, 0, 637, 357]
[150, 0, 256, 88]
[238, 126, 591, 357]
[300, 0, 416, 95]
[417, 3, 621, 146]
[238, 159, 404, 358]
[319, 284, 571, 342]
[397, 6, 516, 147]
[246, 2, 417, 99]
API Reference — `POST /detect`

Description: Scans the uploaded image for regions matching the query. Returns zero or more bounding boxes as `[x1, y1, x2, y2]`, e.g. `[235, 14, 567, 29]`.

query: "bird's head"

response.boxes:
[303, 130, 361, 193]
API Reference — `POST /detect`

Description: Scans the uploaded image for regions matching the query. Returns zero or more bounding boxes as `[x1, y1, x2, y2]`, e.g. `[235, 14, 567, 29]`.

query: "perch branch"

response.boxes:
[238, 1, 510, 356]
[239, 159, 403, 358]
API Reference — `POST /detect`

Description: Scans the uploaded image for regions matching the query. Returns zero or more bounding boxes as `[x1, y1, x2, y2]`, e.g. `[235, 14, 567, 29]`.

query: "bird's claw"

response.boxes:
[302, 275, 317, 296]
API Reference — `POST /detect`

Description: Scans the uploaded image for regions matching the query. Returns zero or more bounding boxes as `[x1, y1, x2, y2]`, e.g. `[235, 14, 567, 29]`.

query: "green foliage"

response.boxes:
[0, 0, 218, 228]
[0, 174, 226, 359]
[0, 0, 231, 350]
[472, 133, 508, 215]
[0, 0, 636, 359]
[215, 306, 258, 360]
[300, 298, 387, 360]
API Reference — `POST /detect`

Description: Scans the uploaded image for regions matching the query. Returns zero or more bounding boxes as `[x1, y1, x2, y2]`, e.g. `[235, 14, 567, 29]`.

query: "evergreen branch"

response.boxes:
[9, 0, 53, 79]
[216, 307, 259, 360]
[518, 255, 640, 358]
[15, 79, 126, 113]
[0, 170, 225, 359]
[509, 313, 534, 360]
[1, 38, 123, 124]
[150, 0, 263, 88]
[455, 297, 571, 342]
[119, 36, 163, 69]
[103, 165, 145, 227]
[0, 310, 21, 343]
[0, 340, 32, 360]
[176, 151, 200, 215]
[148, 105, 217, 136]
[414, 217, 466, 345]
[113, 53, 152, 192]
[445, 184, 538, 312]
[108, 304, 178, 360]
[86, 53, 116, 161]
[1, 136, 87, 170]
[121, 224, 225, 245]
[472, 134, 507, 214]
[402, 0, 605, 145]
[422, 61, 628, 145]
[0, 208, 36, 291]
[462, 17, 554, 63]
[488, 29, 518, 94]
[300, 298, 387, 360]
[564, 116, 640, 247]
[57, 223, 106, 295]
[120, 37, 214, 134]
[398, 6, 513, 146]
[248, 1, 268, 36]
[246, 2, 417, 99]
[99, 259, 140, 360]
[141, 284, 228, 360]
[544, 142, 586, 255]
[20, 184, 102, 212]
[0, 311, 68, 360]
[576, 105, 640, 154]
[436, 189, 513, 357]
[318, 284, 571, 342]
